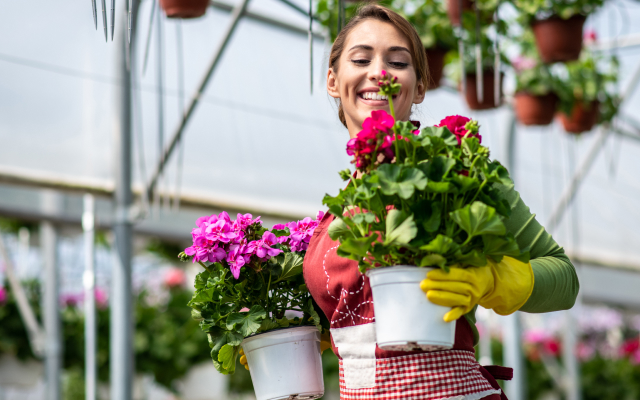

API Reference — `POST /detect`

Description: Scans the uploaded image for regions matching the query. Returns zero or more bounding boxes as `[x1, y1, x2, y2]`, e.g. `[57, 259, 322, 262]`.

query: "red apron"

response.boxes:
[303, 213, 510, 400]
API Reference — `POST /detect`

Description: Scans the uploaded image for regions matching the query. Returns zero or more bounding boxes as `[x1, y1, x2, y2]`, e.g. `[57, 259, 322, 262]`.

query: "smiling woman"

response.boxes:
[301, 4, 579, 400]
[326, 6, 429, 137]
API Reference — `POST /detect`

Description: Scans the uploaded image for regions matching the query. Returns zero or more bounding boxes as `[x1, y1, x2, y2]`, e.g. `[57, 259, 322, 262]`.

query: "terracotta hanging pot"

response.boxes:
[461, 71, 503, 110]
[425, 47, 448, 90]
[447, 0, 474, 26]
[557, 101, 599, 134]
[531, 14, 586, 64]
[159, 0, 209, 19]
[514, 92, 558, 126]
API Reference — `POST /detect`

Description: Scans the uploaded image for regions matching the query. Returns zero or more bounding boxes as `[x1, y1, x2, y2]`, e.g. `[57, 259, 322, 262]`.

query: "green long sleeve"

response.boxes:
[495, 183, 579, 313]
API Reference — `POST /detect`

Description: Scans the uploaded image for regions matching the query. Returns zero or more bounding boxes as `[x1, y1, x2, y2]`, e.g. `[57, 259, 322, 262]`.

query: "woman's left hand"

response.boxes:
[420, 257, 535, 322]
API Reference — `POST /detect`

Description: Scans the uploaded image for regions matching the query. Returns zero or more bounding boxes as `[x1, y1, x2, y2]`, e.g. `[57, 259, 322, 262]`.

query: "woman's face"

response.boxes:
[327, 19, 426, 138]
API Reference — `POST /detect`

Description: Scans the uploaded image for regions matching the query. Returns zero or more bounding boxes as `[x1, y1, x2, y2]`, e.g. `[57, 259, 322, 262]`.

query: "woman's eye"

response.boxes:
[350, 59, 370, 65]
[389, 62, 409, 69]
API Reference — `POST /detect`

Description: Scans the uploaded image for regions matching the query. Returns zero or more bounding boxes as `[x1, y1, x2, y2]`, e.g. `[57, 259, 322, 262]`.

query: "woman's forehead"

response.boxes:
[344, 20, 411, 53]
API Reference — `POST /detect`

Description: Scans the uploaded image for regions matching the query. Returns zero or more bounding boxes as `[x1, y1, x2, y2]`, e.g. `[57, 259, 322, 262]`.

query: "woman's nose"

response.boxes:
[367, 58, 385, 82]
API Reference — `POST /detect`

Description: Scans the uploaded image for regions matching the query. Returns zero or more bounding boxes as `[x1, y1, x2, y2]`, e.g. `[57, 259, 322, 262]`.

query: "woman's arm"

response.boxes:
[496, 183, 579, 313]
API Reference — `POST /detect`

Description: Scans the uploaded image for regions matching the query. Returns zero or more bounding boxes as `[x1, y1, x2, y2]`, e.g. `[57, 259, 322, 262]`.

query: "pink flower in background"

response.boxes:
[584, 29, 597, 45]
[95, 288, 108, 309]
[61, 293, 83, 307]
[316, 210, 325, 221]
[272, 223, 287, 230]
[511, 55, 537, 72]
[287, 217, 320, 252]
[164, 268, 186, 288]
[435, 115, 481, 144]
[246, 231, 283, 261]
[523, 329, 551, 344]
[576, 341, 596, 361]
[0, 287, 6, 304]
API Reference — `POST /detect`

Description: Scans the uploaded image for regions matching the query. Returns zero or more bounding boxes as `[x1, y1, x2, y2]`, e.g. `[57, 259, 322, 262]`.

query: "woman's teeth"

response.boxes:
[361, 92, 388, 101]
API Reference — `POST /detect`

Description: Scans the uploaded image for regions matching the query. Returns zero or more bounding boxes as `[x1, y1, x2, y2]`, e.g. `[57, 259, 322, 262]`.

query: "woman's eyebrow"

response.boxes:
[388, 46, 410, 54]
[348, 44, 373, 52]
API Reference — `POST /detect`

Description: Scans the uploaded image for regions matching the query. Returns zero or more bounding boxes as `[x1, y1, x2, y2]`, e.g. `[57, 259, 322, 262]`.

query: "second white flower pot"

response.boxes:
[367, 266, 455, 351]
[241, 326, 324, 400]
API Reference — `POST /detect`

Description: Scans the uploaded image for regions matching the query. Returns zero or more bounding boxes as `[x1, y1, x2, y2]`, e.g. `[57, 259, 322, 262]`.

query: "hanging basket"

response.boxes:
[514, 92, 558, 126]
[446, 0, 474, 26]
[425, 47, 448, 90]
[159, 0, 209, 19]
[461, 71, 503, 110]
[531, 14, 586, 64]
[557, 101, 599, 134]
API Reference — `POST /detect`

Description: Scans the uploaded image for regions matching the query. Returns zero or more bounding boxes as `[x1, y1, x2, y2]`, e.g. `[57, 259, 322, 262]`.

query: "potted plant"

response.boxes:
[323, 73, 529, 351]
[181, 212, 326, 400]
[513, 0, 605, 63]
[448, 34, 508, 110]
[555, 51, 619, 134]
[159, 0, 210, 18]
[401, 0, 457, 89]
[445, 0, 495, 26]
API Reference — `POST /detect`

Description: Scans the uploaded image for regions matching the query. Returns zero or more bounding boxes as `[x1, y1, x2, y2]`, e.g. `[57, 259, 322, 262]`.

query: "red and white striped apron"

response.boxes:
[303, 213, 507, 400]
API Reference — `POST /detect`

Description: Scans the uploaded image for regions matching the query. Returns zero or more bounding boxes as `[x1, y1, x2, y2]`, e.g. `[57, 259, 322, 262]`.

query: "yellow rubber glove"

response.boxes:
[420, 256, 535, 322]
[239, 332, 333, 371]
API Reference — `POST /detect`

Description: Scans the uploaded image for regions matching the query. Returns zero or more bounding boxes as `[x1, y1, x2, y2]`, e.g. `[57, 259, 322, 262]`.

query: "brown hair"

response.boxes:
[329, 5, 429, 128]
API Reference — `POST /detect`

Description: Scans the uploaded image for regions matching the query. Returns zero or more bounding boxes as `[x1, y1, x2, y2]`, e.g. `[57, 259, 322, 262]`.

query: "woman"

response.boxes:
[302, 5, 579, 400]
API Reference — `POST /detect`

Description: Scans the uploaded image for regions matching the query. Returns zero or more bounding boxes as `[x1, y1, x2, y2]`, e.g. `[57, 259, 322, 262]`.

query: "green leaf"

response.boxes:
[194, 271, 210, 289]
[455, 249, 487, 267]
[377, 164, 427, 199]
[272, 252, 304, 282]
[420, 254, 447, 268]
[384, 210, 418, 246]
[352, 212, 377, 225]
[339, 169, 352, 181]
[421, 126, 459, 146]
[218, 344, 239, 374]
[419, 155, 456, 181]
[259, 319, 280, 332]
[226, 305, 266, 336]
[191, 287, 215, 303]
[412, 200, 442, 233]
[426, 181, 458, 194]
[482, 233, 522, 262]
[451, 174, 480, 193]
[337, 234, 379, 260]
[450, 202, 506, 239]
[485, 161, 513, 185]
[327, 218, 351, 240]
[420, 234, 455, 254]
[276, 317, 290, 328]
[305, 299, 322, 332]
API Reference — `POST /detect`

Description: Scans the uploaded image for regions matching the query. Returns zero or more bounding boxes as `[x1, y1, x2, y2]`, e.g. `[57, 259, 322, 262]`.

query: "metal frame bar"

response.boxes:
[145, 0, 251, 201]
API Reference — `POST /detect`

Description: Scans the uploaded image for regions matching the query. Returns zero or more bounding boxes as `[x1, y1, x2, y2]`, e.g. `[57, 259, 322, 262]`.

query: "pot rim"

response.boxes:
[243, 324, 319, 341]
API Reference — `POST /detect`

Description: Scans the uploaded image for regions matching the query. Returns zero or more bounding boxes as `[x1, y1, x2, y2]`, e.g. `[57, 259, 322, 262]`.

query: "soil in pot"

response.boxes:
[447, 0, 474, 26]
[462, 71, 503, 110]
[425, 48, 448, 90]
[532, 14, 586, 63]
[557, 101, 599, 134]
[159, 0, 209, 18]
[514, 92, 558, 126]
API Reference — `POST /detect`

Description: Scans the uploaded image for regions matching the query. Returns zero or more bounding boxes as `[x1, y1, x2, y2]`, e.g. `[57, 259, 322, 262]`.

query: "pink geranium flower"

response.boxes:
[346, 110, 396, 170]
[584, 29, 597, 45]
[435, 115, 482, 144]
[95, 288, 108, 309]
[511, 55, 537, 73]
[246, 231, 283, 261]
[0, 287, 7, 304]
[234, 213, 260, 232]
[227, 244, 248, 279]
[205, 220, 237, 243]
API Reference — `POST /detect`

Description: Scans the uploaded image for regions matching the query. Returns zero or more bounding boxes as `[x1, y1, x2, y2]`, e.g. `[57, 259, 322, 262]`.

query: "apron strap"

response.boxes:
[482, 365, 514, 381]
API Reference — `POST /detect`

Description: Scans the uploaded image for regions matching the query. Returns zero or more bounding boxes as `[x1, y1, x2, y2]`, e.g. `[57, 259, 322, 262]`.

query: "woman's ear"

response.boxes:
[327, 68, 340, 99]
[412, 80, 426, 105]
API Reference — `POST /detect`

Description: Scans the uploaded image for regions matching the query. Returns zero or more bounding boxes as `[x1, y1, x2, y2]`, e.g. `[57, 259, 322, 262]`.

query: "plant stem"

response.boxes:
[197, 261, 213, 273]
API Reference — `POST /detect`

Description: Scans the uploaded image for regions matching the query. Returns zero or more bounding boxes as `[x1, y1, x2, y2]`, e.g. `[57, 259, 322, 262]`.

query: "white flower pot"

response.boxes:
[367, 266, 455, 351]
[241, 326, 324, 400]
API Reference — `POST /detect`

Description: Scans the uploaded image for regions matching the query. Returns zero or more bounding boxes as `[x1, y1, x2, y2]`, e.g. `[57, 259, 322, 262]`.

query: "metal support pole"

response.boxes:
[146, 0, 251, 200]
[503, 313, 525, 400]
[111, 5, 136, 400]
[41, 190, 62, 400]
[546, 127, 609, 233]
[562, 310, 581, 400]
[83, 194, 97, 400]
